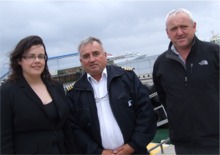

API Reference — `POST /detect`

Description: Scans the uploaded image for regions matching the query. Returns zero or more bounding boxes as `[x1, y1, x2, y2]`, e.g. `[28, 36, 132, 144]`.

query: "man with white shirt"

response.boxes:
[66, 36, 157, 154]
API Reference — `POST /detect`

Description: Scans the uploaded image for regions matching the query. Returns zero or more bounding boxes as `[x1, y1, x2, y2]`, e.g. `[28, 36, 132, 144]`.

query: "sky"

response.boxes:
[0, 0, 220, 76]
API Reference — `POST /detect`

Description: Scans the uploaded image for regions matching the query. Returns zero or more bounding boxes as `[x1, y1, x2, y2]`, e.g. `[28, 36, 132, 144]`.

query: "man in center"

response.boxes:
[66, 36, 157, 154]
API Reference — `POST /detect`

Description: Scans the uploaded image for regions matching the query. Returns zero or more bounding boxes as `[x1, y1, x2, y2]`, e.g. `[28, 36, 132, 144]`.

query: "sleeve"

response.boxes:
[0, 83, 15, 154]
[125, 71, 157, 152]
[55, 82, 77, 154]
[152, 58, 167, 108]
[66, 90, 103, 154]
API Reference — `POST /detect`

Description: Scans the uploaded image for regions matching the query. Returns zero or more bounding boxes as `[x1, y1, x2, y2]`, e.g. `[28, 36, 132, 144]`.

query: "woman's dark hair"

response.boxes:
[8, 35, 52, 81]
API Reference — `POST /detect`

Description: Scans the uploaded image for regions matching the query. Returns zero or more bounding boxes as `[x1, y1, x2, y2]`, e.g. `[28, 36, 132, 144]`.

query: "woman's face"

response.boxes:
[18, 44, 46, 79]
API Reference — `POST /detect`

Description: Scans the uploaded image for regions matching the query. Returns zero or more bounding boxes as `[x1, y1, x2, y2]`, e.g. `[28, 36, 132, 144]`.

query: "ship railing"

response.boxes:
[148, 92, 171, 154]
[148, 138, 170, 154]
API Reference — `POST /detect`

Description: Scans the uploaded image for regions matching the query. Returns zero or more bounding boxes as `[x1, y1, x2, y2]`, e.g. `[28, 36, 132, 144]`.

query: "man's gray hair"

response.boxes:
[78, 36, 103, 52]
[165, 8, 195, 27]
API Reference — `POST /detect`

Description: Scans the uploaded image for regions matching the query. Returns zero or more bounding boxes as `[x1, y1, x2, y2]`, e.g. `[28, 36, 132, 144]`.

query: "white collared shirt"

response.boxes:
[87, 68, 124, 150]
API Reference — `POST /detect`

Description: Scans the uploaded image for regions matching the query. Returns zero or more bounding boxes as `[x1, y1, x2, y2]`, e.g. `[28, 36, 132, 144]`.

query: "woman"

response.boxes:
[0, 35, 75, 154]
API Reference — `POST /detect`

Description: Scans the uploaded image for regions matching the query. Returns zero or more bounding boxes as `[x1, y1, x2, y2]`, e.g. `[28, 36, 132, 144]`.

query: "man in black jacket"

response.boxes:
[153, 8, 219, 154]
[66, 36, 157, 154]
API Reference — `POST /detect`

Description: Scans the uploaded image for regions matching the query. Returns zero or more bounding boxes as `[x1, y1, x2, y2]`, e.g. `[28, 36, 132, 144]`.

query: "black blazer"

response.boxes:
[0, 76, 75, 154]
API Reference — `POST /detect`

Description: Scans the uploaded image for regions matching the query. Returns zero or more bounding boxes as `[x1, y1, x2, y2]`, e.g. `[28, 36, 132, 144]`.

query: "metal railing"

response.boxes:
[148, 138, 170, 154]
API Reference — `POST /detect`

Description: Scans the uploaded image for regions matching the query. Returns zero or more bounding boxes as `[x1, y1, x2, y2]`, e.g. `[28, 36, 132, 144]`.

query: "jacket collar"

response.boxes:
[16, 76, 67, 121]
[167, 35, 198, 52]
[165, 35, 199, 66]
[17, 76, 46, 112]
[75, 65, 125, 90]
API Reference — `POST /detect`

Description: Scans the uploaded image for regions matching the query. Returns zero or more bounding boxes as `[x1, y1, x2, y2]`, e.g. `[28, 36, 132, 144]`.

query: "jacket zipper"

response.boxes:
[190, 63, 193, 74]
[184, 76, 188, 86]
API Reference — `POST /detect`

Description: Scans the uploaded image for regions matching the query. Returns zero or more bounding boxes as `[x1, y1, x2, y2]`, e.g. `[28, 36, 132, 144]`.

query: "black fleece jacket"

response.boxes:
[153, 36, 219, 146]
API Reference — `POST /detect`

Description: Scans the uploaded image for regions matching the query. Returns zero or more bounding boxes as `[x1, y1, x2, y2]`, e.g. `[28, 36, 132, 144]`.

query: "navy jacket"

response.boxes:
[0, 76, 75, 154]
[153, 36, 219, 146]
[67, 65, 157, 154]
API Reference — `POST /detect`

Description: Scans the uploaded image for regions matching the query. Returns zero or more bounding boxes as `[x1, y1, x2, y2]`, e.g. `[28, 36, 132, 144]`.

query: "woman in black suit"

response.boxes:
[0, 35, 76, 154]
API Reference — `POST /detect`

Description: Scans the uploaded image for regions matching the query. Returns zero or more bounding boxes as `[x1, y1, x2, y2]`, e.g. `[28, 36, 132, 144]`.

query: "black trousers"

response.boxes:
[174, 144, 219, 155]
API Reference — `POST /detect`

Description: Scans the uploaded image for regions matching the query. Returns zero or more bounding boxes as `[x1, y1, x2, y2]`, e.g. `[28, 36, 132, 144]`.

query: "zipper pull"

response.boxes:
[185, 76, 188, 86]
[190, 63, 193, 74]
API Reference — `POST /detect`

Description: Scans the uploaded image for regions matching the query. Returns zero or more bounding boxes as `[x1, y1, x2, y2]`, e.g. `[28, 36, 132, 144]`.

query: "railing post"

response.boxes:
[148, 138, 170, 154]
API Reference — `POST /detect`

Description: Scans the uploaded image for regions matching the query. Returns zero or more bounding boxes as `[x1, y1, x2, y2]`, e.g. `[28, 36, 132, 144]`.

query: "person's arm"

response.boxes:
[113, 143, 134, 155]
[152, 59, 166, 108]
[56, 82, 77, 154]
[125, 71, 157, 152]
[101, 149, 114, 155]
[66, 92, 103, 154]
[0, 83, 14, 154]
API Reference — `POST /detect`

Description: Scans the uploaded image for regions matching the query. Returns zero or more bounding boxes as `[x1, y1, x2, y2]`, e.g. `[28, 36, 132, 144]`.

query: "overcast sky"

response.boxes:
[0, 0, 220, 76]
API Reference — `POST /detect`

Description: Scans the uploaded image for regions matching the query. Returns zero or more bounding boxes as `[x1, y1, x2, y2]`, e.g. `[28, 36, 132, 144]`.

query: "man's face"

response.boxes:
[166, 12, 196, 50]
[79, 41, 107, 81]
